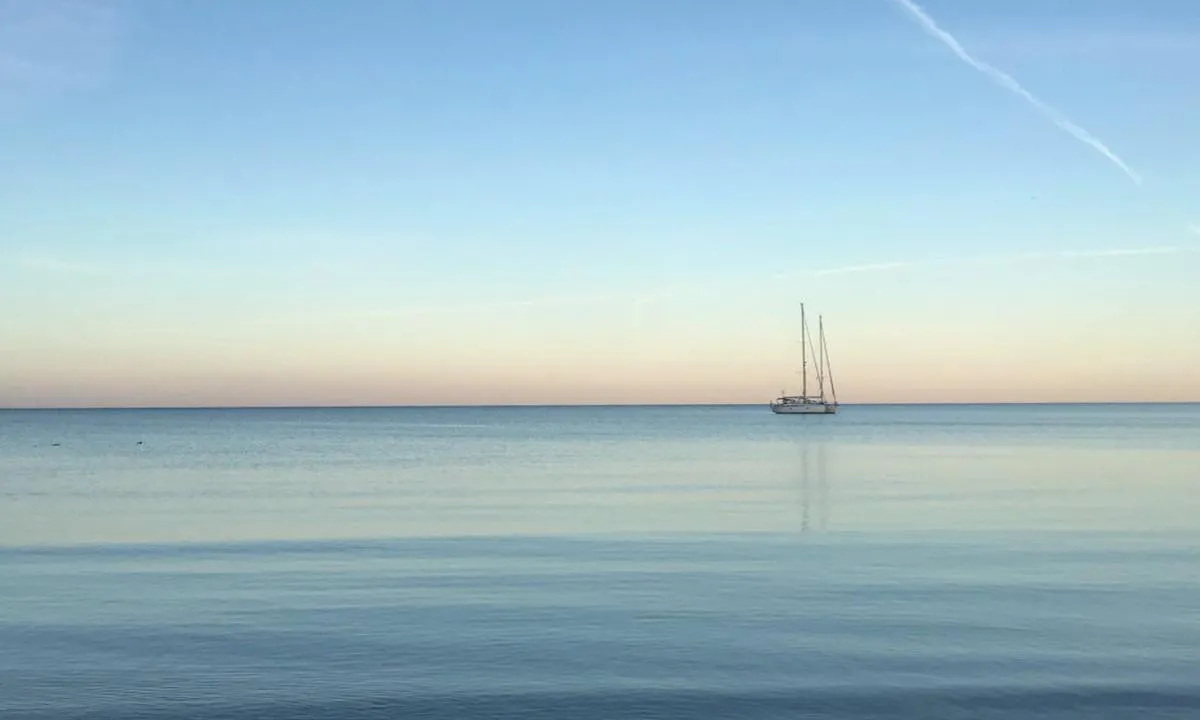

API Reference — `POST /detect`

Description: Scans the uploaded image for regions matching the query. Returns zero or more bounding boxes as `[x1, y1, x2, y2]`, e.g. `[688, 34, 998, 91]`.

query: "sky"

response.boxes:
[1, 0, 1198, 407]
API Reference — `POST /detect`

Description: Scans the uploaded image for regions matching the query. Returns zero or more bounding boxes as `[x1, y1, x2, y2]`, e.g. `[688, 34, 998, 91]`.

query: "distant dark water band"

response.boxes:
[13, 687, 1200, 720]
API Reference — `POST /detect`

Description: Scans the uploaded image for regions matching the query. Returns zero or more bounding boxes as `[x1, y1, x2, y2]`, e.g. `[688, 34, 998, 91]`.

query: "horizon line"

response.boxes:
[2, 400, 1198, 411]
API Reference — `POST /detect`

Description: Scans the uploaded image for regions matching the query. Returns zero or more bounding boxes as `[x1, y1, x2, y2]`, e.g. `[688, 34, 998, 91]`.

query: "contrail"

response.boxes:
[888, 0, 1143, 186]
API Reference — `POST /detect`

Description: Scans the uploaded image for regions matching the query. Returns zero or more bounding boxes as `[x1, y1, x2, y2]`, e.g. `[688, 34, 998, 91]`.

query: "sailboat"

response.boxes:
[770, 303, 838, 415]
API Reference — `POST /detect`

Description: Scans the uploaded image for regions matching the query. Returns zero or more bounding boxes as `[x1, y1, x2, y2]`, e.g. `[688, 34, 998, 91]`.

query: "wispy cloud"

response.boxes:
[6, 252, 119, 277]
[1189, 224, 1200, 238]
[332, 285, 685, 321]
[324, 244, 1191, 321]
[888, 0, 1143, 186]
[2, 250, 284, 281]
[1054, 246, 1179, 258]
[0, 0, 123, 111]
[808, 261, 917, 277]
[13, 242, 1189, 322]
[779, 244, 1186, 281]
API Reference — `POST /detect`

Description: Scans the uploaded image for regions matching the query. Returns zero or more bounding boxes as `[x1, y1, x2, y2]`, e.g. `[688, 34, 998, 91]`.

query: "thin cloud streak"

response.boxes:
[336, 286, 682, 321]
[7, 253, 116, 277]
[808, 261, 916, 276]
[1055, 246, 1179, 258]
[12, 243, 1186, 322]
[776, 244, 1185, 281]
[5, 251, 222, 279]
[347, 244, 1190, 321]
[888, 0, 1143, 186]
[3, 250, 353, 281]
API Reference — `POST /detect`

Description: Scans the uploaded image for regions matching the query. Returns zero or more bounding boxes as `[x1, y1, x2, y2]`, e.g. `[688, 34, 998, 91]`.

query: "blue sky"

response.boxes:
[2, 0, 1198, 406]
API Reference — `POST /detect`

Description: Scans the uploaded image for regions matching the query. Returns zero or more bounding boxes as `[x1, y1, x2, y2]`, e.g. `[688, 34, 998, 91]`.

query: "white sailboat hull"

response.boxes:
[770, 400, 837, 415]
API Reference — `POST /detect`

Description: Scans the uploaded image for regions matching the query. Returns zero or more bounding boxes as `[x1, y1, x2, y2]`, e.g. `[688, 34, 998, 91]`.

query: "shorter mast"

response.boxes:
[812, 319, 825, 401]
[820, 315, 837, 406]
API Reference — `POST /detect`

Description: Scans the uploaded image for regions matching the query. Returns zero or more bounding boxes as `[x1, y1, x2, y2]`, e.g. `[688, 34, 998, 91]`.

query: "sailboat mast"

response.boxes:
[815, 315, 826, 400]
[816, 314, 825, 398]
[800, 303, 807, 398]
[820, 315, 837, 405]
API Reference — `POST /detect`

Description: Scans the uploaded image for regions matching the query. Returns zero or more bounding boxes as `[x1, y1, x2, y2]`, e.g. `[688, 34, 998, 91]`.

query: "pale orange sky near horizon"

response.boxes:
[3, 248, 1198, 408]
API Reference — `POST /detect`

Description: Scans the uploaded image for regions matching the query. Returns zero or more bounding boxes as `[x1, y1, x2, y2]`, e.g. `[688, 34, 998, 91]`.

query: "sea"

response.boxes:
[1, 403, 1198, 719]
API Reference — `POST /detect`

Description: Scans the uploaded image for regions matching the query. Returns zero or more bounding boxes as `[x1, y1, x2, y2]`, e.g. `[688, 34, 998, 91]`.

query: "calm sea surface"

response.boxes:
[2, 404, 1198, 719]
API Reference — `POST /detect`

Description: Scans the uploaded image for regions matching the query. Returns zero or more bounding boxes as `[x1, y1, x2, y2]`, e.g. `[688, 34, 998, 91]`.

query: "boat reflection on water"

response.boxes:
[797, 439, 831, 533]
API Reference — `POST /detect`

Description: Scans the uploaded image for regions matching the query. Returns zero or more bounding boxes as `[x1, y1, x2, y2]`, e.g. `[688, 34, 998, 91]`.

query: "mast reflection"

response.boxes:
[798, 439, 830, 533]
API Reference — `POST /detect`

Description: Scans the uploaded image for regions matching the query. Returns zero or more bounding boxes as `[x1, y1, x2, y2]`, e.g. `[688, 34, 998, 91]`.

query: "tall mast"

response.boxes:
[800, 303, 807, 398]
